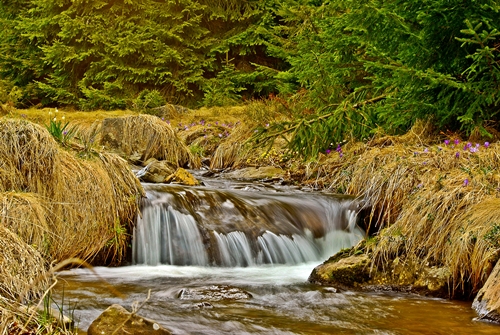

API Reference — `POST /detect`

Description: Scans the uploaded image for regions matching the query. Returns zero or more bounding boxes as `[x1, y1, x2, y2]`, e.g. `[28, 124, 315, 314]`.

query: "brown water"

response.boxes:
[55, 264, 500, 335]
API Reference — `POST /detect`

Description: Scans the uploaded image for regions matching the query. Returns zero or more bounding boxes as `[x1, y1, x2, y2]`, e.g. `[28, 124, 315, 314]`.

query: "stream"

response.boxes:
[54, 175, 500, 334]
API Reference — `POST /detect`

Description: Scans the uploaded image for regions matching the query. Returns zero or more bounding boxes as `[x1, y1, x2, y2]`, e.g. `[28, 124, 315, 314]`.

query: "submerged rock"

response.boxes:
[223, 166, 284, 181]
[87, 304, 171, 335]
[178, 285, 252, 301]
[473, 259, 500, 323]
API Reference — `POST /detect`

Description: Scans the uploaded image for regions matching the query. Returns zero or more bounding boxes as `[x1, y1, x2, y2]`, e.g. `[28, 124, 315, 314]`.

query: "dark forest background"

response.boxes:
[1, 0, 499, 157]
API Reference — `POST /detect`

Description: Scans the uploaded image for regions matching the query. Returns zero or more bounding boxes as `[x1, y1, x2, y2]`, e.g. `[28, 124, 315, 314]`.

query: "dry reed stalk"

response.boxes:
[0, 119, 58, 195]
[121, 114, 199, 168]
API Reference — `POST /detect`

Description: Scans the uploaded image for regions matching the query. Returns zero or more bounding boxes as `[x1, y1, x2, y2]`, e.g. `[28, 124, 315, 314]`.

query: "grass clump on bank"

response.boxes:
[290, 121, 500, 297]
[0, 115, 145, 333]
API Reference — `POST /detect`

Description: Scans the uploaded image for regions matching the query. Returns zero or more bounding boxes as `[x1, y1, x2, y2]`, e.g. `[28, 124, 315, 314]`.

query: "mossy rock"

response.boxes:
[87, 304, 171, 335]
[309, 253, 370, 287]
[165, 168, 199, 186]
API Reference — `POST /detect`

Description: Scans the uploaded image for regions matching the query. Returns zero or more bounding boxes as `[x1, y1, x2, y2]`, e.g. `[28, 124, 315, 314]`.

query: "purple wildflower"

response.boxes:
[424, 148, 429, 153]
[485, 142, 490, 148]
[339, 153, 344, 158]
[444, 139, 450, 146]
[470, 147, 478, 153]
[326, 149, 332, 154]
[454, 139, 460, 145]
[467, 142, 472, 148]
[463, 178, 469, 187]
[455, 152, 460, 158]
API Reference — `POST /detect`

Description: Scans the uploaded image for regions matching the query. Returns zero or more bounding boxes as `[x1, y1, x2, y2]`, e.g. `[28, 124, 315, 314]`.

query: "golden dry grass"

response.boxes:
[210, 123, 254, 170]
[0, 117, 144, 265]
[119, 114, 200, 168]
[296, 121, 500, 296]
[0, 224, 48, 302]
[0, 192, 52, 256]
[0, 119, 58, 195]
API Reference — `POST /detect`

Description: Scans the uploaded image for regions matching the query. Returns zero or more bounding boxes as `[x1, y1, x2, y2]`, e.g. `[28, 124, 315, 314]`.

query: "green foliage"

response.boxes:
[203, 64, 246, 106]
[484, 223, 500, 249]
[45, 115, 77, 147]
[256, 0, 500, 158]
[190, 143, 205, 157]
[133, 89, 167, 114]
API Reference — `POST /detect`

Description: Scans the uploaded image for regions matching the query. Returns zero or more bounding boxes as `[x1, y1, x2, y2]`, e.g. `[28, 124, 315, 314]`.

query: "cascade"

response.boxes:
[133, 182, 364, 266]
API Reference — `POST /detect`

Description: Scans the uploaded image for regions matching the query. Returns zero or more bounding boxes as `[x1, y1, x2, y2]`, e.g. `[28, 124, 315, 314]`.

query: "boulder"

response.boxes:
[140, 159, 176, 183]
[309, 253, 370, 288]
[473, 259, 500, 323]
[223, 166, 284, 181]
[165, 168, 199, 186]
[87, 304, 171, 335]
[309, 250, 452, 297]
[101, 118, 125, 151]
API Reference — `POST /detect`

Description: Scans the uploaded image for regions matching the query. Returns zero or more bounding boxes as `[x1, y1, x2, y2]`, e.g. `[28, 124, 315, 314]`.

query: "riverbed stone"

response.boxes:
[87, 304, 171, 335]
[178, 285, 252, 301]
[223, 166, 284, 181]
[165, 168, 199, 186]
[140, 159, 176, 183]
[473, 259, 500, 323]
[309, 252, 371, 287]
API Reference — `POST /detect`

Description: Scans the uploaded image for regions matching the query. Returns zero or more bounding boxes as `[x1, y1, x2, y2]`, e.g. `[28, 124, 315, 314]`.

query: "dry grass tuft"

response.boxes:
[0, 224, 48, 302]
[120, 114, 199, 168]
[210, 123, 254, 170]
[48, 151, 143, 264]
[302, 131, 500, 296]
[0, 117, 144, 265]
[0, 119, 58, 195]
[0, 192, 52, 256]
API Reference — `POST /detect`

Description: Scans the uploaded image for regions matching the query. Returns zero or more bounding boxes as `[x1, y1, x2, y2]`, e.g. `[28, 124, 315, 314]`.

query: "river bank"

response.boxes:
[1, 103, 500, 333]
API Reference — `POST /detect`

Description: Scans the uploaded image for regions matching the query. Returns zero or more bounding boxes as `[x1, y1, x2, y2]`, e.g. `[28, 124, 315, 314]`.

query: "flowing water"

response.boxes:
[55, 177, 500, 334]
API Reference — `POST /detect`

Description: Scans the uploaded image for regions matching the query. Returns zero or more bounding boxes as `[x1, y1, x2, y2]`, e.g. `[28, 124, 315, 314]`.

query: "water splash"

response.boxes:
[133, 184, 364, 266]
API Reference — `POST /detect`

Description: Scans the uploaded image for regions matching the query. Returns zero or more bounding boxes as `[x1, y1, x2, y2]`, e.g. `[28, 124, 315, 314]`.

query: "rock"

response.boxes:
[309, 253, 370, 288]
[473, 259, 500, 323]
[223, 166, 285, 181]
[140, 159, 176, 183]
[165, 168, 199, 186]
[87, 304, 171, 335]
[178, 285, 252, 301]
[413, 265, 451, 294]
[101, 118, 125, 150]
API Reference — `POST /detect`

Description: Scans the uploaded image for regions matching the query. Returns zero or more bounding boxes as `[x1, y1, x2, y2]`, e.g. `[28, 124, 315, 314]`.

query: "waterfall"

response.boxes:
[133, 183, 364, 266]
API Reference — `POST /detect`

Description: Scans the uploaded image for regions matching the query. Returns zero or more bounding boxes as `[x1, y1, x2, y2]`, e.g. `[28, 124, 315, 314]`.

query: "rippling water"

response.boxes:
[54, 177, 499, 334]
[55, 264, 499, 334]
